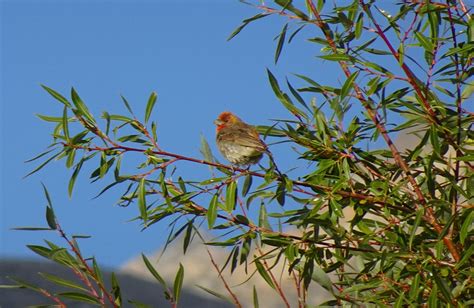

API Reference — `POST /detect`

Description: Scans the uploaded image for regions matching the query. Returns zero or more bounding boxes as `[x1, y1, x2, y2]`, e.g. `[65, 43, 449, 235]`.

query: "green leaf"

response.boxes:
[41, 182, 53, 208]
[274, 23, 288, 64]
[267, 69, 306, 119]
[460, 210, 473, 245]
[274, 0, 308, 20]
[455, 243, 474, 269]
[141, 254, 167, 287]
[432, 271, 452, 302]
[41, 84, 72, 107]
[207, 194, 218, 229]
[45, 206, 57, 230]
[71, 87, 95, 124]
[120, 95, 134, 115]
[254, 259, 275, 289]
[253, 285, 259, 308]
[408, 208, 423, 250]
[111, 272, 122, 306]
[25, 148, 57, 163]
[408, 273, 421, 301]
[69, 159, 83, 198]
[200, 135, 214, 164]
[138, 178, 147, 222]
[275, 181, 286, 206]
[173, 263, 184, 304]
[62, 106, 70, 141]
[144, 91, 157, 124]
[355, 13, 364, 38]
[258, 204, 271, 230]
[8, 277, 41, 292]
[196, 285, 233, 303]
[11, 227, 53, 231]
[340, 71, 359, 100]
[242, 174, 253, 197]
[288, 24, 305, 43]
[267, 69, 284, 100]
[58, 291, 101, 304]
[286, 79, 308, 110]
[182, 221, 193, 254]
[398, 43, 404, 66]
[225, 180, 237, 212]
[24, 152, 61, 178]
[228, 13, 269, 41]
[415, 31, 434, 53]
[39, 272, 88, 292]
[319, 54, 355, 62]
[394, 292, 405, 308]
[66, 149, 76, 168]
[311, 265, 333, 292]
[27, 245, 52, 259]
[36, 114, 66, 122]
[428, 284, 438, 307]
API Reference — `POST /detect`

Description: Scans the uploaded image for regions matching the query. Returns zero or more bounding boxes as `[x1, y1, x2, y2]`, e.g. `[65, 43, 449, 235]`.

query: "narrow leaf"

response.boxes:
[71, 88, 95, 124]
[340, 71, 359, 100]
[253, 285, 259, 308]
[144, 92, 157, 124]
[254, 259, 275, 289]
[227, 13, 269, 41]
[274, 23, 288, 64]
[196, 285, 233, 303]
[225, 180, 237, 212]
[173, 263, 184, 304]
[40, 272, 88, 292]
[62, 106, 70, 141]
[120, 95, 134, 115]
[408, 208, 423, 250]
[24, 152, 61, 178]
[242, 174, 253, 197]
[311, 266, 333, 292]
[41, 182, 53, 208]
[207, 194, 218, 228]
[58, 292, 101, 304]
[69, 159, 83, 198]
[45, 206, 57, 230]
[138, 178, 147, 222]
[141, 254, 167, 286]
[41, 85, 71, 107]
[460, 210, 473, 245]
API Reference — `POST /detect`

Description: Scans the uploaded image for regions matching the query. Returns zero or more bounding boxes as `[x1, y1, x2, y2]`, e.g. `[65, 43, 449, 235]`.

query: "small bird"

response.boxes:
[214, 111, 267, 166]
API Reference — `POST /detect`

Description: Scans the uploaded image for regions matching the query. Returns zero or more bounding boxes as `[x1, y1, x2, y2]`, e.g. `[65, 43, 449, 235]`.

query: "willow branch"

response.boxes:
[305, 0, 460, 261]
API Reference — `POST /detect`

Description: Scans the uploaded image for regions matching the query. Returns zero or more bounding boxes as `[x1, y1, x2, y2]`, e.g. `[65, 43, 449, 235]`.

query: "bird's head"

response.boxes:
[214, 112, 241, 131]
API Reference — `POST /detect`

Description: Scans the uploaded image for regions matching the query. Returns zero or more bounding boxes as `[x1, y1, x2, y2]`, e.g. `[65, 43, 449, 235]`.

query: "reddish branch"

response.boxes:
[39, 288, 67, 307]
[55, 221, 118, 307]
[204, 246, 243, 308]
[66, 141, 407, 208]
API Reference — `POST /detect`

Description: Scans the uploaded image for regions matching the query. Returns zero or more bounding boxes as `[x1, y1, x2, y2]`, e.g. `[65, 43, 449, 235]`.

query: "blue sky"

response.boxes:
[0, 0, 409, 268]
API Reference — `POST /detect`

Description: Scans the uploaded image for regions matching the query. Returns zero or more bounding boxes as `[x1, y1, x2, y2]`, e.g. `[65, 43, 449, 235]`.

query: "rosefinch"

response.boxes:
[214, 111, 267, 166]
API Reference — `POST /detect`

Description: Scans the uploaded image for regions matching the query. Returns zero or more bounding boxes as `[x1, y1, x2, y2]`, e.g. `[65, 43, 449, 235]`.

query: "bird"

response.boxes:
[214, 111, 267, 166]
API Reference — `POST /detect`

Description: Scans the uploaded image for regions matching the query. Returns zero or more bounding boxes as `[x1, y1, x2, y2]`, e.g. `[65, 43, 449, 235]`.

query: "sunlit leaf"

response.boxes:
[144, 91, 157, 124]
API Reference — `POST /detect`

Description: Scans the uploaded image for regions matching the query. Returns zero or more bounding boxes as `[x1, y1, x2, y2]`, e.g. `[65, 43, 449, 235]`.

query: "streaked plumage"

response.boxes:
[214, 112, 266, 165]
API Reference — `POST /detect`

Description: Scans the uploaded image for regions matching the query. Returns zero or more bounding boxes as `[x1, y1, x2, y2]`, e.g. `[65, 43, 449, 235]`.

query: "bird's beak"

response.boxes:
[214, 119, 223, 126]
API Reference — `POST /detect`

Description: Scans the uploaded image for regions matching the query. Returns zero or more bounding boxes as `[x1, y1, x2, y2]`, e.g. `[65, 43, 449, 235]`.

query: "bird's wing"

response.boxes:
[218, 125, 267, 152]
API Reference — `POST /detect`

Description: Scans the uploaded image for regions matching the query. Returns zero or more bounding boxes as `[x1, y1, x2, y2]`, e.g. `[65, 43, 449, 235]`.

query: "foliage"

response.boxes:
[3, 0, 473, 307]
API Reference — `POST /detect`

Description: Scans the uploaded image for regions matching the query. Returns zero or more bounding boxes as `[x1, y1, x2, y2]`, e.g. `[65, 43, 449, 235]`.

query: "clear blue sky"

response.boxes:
[1, 0, 403, 268]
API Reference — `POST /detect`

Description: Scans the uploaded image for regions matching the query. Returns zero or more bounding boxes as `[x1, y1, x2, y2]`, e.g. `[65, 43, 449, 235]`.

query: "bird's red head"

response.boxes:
[214, 111, 241, 132]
